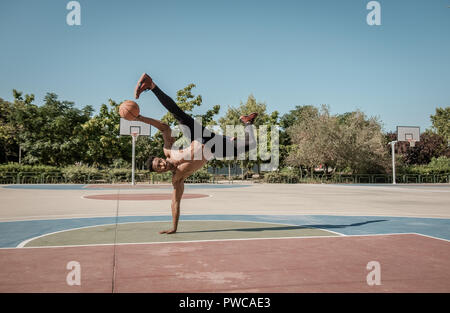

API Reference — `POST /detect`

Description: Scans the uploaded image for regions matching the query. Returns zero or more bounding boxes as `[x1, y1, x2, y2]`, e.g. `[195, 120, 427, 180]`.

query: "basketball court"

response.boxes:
[0, 183, 449, 293]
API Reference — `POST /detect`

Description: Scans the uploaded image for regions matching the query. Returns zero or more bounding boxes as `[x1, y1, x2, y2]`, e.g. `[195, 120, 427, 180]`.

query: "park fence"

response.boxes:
[0, 172, 448, 185]
[262, 173, 450, 184]
[0, 171, 217, 185]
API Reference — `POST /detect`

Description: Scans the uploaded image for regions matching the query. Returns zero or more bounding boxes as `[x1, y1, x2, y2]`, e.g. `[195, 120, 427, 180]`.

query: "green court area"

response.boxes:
[23, 221, 338, 247]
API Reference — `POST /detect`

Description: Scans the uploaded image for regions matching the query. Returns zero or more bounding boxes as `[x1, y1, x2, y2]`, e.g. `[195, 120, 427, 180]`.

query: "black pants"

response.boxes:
[152, 86, 255, 159]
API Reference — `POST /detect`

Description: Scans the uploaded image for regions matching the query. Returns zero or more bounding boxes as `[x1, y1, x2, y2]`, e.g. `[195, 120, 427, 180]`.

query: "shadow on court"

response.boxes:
[176, 219, 388, 234]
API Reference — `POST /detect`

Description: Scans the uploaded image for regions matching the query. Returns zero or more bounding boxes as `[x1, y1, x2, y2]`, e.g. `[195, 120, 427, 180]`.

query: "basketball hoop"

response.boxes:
[131, 132, 139, 139]
[130, 126, 140, 139]
[397, 126, 419, 148]
[119, 119, 151, 187]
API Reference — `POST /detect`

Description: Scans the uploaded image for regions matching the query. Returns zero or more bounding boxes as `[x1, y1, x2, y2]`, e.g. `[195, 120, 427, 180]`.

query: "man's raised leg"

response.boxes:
[134, 73, 208, 143]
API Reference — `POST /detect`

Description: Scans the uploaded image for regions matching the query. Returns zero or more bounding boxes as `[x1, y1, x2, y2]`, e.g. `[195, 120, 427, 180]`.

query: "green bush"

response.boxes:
[404, 157, 450, 175]
[0, 163, 61, 183]
[428, 156, 450, 173]
[187, 169, 212, 182]
[263, 170, 300, 183]
[111, 159, 131, 169]
[149, 171, 173, 183]
[0, 163, 60, 174]
[0, 162, 171, 184]
[61, 165, 101, 183]
[108, 168, 131, 182]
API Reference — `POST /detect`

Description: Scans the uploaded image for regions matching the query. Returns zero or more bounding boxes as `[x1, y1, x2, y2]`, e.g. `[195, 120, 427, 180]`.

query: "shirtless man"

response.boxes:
[132, 73, 258, 234]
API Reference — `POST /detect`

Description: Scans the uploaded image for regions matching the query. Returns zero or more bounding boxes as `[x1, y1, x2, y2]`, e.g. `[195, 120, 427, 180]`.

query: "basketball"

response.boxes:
[119, 100, 140, 120]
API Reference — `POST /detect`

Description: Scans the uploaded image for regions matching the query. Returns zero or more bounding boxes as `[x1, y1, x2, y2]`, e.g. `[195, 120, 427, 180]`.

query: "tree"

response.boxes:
[286, 105, 339, 174]
[279, 105, 319, 167]
[1, 85, 220, 168]
[287, 106, 389, 174]
[0, 97, 16, 163]
[403, 131, 450, 165]
[218, 94, 279, 175]
[1, 90, 96, 166]
[135, 135, 156, 170]
[15, 92, 94, 166]
[385, 130, 450, 166]
[336, 111, 389, 173]
[280, 105, 319, 132]
[6, 90, 39, 164]
[430, 107, 450, 143]
[79, 99, 129, 167]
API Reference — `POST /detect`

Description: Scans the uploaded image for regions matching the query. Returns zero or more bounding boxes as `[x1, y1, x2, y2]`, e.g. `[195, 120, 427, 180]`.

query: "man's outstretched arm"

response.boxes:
[136, 115, 175, 149]
[160, 177, 184, 234]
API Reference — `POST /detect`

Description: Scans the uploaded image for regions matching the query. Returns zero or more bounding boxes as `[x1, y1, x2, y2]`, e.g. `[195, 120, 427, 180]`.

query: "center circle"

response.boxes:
[22, 221, 338, 247]
[83, 193, 209, 200]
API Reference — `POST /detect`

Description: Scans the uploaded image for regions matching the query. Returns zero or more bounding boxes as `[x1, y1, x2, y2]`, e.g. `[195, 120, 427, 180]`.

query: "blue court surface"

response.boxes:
[1, 214, 449, 248]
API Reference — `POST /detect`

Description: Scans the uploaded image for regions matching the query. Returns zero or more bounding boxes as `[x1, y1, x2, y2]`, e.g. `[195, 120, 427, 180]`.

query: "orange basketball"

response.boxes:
[119, 100, 140, 120]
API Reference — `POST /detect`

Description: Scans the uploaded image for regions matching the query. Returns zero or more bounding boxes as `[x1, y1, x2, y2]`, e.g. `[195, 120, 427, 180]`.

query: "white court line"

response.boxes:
[2, 233, 447, 251]
[14, 220, 345, 248]
[16, 222, 119, 248]
[410, 232, 450, 242]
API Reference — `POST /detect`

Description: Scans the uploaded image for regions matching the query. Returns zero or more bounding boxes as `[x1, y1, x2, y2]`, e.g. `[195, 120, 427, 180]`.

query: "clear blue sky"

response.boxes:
[1, 0, 449, 133]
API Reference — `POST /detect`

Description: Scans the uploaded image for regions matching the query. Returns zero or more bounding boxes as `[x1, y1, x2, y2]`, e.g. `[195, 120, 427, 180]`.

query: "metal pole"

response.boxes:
[390, 141, 397, 184]
[131, 135, 136, 186]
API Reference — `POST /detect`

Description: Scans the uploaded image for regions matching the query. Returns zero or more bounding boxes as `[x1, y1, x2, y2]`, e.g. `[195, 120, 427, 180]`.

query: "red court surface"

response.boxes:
[0, 234, 449, 293]
[83, 193, 209, 200]
[85, 184, 173, 189]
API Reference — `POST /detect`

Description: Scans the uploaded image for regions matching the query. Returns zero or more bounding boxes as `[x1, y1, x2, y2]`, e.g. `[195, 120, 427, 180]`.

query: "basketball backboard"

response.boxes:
[397, 126, 420, 147]
[119, 118, 151, 136]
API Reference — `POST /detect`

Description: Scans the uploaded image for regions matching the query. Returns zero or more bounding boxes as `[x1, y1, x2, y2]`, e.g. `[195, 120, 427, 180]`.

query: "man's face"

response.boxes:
[152, 157, 171, 173]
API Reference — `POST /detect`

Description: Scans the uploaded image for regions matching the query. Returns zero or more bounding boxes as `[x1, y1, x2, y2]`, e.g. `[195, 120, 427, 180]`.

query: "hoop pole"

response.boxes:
[131, 134, 138, 186]
[390, 141, 397, 185]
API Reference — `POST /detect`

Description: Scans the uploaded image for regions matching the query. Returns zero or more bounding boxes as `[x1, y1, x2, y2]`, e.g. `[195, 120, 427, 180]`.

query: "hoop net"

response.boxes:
[408, 139, 416, 147]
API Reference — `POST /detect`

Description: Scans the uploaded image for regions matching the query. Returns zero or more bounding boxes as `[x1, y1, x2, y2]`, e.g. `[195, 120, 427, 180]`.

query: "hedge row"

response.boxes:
[401, 157, 450, 175]
[0, 163, 212, 184]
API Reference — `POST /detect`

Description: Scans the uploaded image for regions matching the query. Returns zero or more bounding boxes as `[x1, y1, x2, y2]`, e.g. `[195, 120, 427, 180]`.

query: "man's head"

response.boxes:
[147, 156, 173, 173]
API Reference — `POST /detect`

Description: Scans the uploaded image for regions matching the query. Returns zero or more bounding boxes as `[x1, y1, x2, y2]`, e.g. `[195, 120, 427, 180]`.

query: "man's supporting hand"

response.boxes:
[159, 229, 177, 235]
